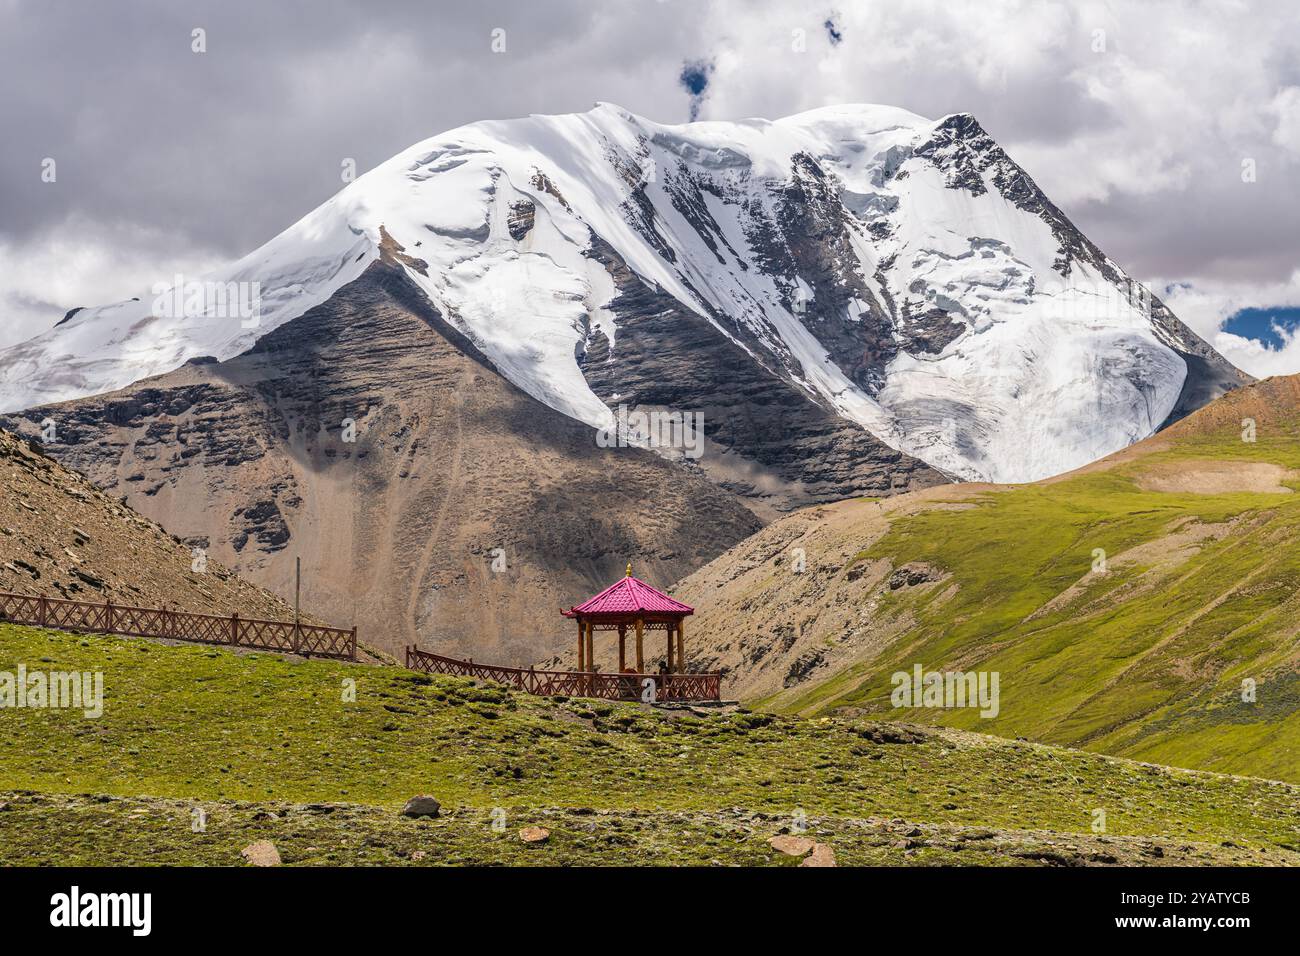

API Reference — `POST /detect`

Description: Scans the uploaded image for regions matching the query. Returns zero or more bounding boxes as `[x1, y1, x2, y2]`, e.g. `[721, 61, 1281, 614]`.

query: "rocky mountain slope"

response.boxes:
[0, 426, 298, 620]
[0, 103, 1243, 496]
[5, 623, 1299, 866]
[2, 260, 761, 661]
[677, 373, 1300, 783]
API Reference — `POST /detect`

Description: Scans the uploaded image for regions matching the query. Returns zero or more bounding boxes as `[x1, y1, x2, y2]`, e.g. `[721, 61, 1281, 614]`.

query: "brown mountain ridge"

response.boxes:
[2, 261, 763, 662]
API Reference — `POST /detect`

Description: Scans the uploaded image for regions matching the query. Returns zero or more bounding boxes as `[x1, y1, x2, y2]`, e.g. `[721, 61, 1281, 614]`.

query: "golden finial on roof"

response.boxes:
[626, 562, 633, 577]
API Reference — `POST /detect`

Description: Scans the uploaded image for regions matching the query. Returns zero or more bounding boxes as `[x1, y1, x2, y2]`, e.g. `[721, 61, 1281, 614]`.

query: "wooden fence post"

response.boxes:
[37, 596, 47, 627]
[230, 612, 239, 646]
[105, 599, 113, 634]
[349, 626, 357, 661]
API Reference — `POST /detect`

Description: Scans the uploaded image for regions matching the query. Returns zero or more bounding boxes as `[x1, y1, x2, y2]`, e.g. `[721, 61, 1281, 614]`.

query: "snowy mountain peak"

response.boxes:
[0, 102, 1243, 484]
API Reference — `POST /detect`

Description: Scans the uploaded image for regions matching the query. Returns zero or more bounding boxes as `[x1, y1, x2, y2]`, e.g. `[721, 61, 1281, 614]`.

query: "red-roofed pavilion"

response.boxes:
[562, 564, 693, 674]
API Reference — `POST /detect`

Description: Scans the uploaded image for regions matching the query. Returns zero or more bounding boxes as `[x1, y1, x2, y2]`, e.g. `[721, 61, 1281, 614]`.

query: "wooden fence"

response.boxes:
[0, 590, 357, 661]
[405, 646, 722, 702]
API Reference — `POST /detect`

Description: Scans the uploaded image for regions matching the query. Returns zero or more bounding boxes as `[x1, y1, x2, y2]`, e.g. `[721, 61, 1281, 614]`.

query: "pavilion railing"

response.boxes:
[404, 646, 722, 702]
[0, 589, 357, 661]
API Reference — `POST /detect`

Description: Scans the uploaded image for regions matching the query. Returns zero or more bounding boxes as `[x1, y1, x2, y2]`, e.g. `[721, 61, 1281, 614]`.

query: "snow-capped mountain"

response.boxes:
[0, 102, 1243, 483]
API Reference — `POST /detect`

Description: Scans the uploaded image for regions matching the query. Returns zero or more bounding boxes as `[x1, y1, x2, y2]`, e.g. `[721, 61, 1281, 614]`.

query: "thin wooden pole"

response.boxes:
[618, 624, 626, 672]
[677, 618, 686, 673]
[293, 555, 302, 652]
[577, 619, 585, 671]
[666, 623, 674, 672]
[585, 621, 595, 673]
[635, 618, 644, 673]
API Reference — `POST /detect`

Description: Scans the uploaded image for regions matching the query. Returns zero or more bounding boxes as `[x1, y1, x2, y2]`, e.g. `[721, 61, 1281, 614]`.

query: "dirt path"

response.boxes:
[404, 368, 469, 642]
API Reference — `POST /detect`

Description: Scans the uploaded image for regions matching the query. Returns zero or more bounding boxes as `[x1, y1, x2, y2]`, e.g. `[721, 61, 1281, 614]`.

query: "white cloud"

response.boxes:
[1269, 86, 1300, 154]
[1214, 330, 1300, 378]
[0, 219, 221, 349]
[1158, 270, 1300, 378]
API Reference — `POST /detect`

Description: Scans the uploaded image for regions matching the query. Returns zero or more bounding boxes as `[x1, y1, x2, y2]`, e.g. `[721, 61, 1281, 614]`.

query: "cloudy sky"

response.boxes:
[2, 0, 1298, 373]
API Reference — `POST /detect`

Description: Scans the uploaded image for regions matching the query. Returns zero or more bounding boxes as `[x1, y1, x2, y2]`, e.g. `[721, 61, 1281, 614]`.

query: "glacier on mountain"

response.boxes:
[0, 102, 1240, 483]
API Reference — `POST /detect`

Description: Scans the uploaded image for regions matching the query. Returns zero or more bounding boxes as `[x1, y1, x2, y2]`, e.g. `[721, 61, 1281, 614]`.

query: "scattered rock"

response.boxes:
[888, 562, 941, 589]
[800, 843, 837, 867]
[401, 795, 442, 818]
[519, 826, 550, 844]
[240, 841, 281, 867]
[768, 834, 814, 857]
[857, 723, 930, 745]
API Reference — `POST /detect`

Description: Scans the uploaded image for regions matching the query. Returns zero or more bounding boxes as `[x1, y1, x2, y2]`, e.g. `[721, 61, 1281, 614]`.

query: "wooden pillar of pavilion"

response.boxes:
[576, 619, 585, 671]
[666, 622, 674, 672]
[618, 624, 627, 671]
[585, 620, 595, 673]
[677, 618, 686, 673]
[635, 618, 644, 672]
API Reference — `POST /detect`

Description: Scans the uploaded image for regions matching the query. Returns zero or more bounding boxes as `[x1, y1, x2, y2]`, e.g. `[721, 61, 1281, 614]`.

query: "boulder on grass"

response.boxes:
[801, 843, 837, 867]
[768, 835, 814, 857]
[401, 795, 442, 818]
[240, 841, 281, 867]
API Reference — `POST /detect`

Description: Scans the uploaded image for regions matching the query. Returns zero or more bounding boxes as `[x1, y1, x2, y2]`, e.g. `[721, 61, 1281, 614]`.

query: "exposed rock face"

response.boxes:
[506, 199, 535, 241]
[579, 237, 945, 516]
[3, 263, 762, 661]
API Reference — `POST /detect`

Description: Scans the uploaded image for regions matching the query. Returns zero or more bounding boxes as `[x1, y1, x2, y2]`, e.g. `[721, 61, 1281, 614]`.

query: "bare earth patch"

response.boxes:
[1136, 460, 1297, 494]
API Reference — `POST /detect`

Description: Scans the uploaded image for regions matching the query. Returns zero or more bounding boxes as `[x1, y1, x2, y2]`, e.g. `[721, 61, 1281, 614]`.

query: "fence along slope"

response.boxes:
[405, 645, 721, 701]
[0, 590, 356, 660]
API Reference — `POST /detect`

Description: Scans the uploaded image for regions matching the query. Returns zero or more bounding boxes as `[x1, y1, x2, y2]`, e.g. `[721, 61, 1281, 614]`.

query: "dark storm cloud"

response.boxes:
[0, 0, 701, 256]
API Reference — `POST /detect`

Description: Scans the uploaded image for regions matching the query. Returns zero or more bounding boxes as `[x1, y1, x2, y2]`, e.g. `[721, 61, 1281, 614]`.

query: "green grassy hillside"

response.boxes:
[766, 377, 1300, 781]
[2, 624, 1300, 865]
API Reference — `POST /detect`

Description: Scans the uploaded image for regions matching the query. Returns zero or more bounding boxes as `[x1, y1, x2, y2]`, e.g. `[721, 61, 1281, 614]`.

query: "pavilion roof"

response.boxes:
[563, 568, 694, 618]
